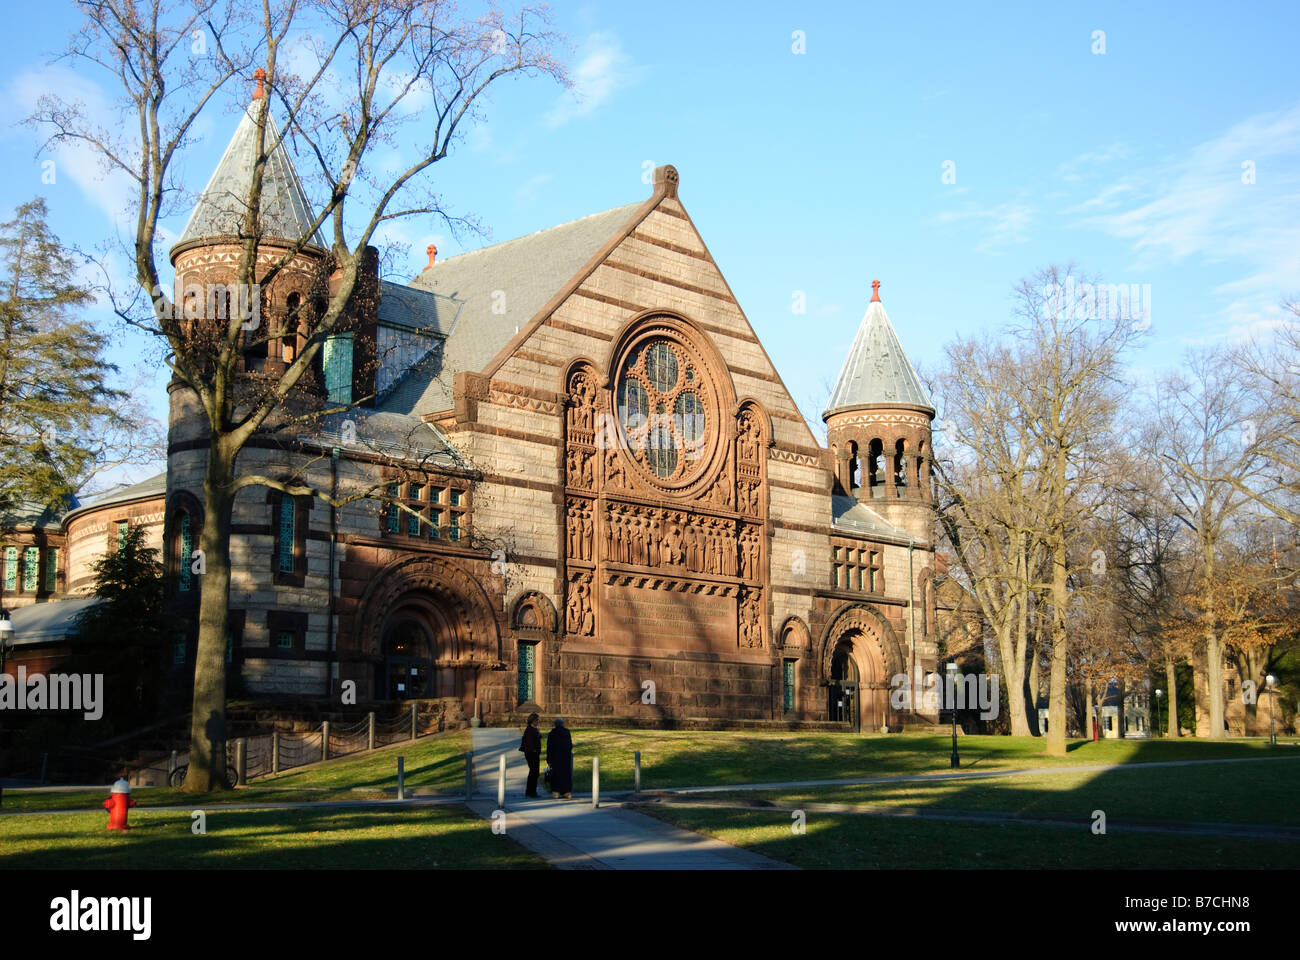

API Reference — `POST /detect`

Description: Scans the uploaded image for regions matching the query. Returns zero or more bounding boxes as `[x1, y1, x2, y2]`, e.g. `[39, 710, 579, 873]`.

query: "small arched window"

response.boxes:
[283, 293, 301, 362]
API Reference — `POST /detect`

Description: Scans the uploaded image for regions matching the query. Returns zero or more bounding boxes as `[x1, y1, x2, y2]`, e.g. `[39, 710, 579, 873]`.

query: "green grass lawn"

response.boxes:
[564, 730, 1298, 793]
[1, 728, 472, 814]
[0, 803, 547, 870]
[632, 805, 1300, 869]
[695, 753, 1300, 826]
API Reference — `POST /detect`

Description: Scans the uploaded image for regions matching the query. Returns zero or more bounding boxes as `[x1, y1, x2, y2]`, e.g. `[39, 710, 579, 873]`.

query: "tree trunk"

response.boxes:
[1164, 658, 1179, 737]
[182, 443, 235, 792]
[996, 601, 1031, 737]
[1046, 538, 1069, 756]
[1206, 630, 1225, 740]
[1027, 637, 1041, 735]
[1085, 678, 1095, 741]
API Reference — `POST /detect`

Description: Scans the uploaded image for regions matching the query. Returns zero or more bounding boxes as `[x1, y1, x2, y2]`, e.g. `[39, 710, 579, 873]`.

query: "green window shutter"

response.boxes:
[4, 547, 16, 591]
[23, 547, 39, 592]
[45, 548, 58, 592]
[323, 334, 354, 405]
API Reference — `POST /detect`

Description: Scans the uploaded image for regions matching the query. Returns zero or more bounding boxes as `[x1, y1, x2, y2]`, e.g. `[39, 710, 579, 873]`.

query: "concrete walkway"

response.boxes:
[468, 726, 793, 870]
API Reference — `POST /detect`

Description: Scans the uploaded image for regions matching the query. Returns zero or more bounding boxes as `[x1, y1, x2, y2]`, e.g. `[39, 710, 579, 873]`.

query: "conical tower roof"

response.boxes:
[824, 280, 932, 418]
[177, 76, 325, 250]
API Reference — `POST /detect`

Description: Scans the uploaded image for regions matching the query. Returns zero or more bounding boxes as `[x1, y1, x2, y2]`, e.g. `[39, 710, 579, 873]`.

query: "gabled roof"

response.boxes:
[825, 287, 932, 417]
[379, 202, 644, 416]
[178, 99, 325, 249]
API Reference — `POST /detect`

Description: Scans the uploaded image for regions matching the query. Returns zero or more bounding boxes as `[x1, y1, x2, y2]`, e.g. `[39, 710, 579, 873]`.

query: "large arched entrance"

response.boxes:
[352, 555, 502, 707]
[820, 604, 906, 733]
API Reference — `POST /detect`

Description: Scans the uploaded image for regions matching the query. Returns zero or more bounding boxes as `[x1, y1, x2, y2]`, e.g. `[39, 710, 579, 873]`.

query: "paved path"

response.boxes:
[468, 726, 793, 869]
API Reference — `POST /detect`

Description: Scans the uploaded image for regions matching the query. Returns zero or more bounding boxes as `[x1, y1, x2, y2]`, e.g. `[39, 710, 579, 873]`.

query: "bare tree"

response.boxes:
[1152, 348, 1268, 739]
[1007, 267, 1145, 756]
[30, 0, 566, 790]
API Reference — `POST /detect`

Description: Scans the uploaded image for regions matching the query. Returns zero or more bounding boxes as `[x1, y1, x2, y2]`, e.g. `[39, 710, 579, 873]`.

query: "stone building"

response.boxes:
[3, 92, 966, 730]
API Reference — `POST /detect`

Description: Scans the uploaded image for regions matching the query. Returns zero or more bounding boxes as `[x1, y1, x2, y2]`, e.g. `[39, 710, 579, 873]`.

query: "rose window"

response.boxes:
[616, 337, 711, 482]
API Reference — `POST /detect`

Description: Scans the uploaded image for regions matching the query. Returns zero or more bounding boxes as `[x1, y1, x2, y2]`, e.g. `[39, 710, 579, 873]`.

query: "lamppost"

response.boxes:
[947, 660, 960, 769]
[1154, 688, 1163, 738]
[1266, 674, 1278, 746]
[0, 612, 14, 675]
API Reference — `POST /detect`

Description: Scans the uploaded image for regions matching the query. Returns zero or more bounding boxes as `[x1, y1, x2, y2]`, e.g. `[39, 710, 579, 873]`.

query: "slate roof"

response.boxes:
[178, 100, 326, 249]
[308, 410, 464, 467]
[62, 473, 168, 525]
[825, 293, 932, 417]
[381, 202, 644, 415]
[5, 596, 100, 646]
[0, 495, 79, 532]
[377, 280, 460, 335]
[831, 494, 913, 541]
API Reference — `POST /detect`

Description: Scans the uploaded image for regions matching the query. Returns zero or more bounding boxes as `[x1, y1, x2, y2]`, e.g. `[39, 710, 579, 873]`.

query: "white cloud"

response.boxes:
[544, 31, 638, 128]
[932, 200, 1035, 254]
[1078, 103, 1300, 330]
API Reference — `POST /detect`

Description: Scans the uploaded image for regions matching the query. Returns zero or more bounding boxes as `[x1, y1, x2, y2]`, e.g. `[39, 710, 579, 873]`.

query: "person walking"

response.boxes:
[546, 717, 573, 799]
[519, 713, 542, 798]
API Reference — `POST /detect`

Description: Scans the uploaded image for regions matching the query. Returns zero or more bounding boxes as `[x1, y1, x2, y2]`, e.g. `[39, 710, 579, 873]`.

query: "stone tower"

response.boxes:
[823, 280, 935, 545]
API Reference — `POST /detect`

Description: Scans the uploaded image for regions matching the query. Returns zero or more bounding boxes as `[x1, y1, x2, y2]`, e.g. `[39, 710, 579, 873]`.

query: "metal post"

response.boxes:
[397, 756, 405, 801]
[465, 751, 474, 800]
[634, 750, 641, 793]
[497, 754, 506, 808]
[235, 738, 247, 787]
[271, 731, 280, 774]
[321, 720, 330, 762]
[368, 711, 376, 751]
[410, 702, 418, 741]
[592, 756, 600, 808]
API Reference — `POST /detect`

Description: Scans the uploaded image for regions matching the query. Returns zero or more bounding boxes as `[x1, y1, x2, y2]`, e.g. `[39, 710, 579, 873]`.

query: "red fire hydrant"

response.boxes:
[103, 778, 136, 831]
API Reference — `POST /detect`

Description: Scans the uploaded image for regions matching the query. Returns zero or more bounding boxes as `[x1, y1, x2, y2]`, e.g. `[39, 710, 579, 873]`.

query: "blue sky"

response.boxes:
[2, 1, 1297, 487]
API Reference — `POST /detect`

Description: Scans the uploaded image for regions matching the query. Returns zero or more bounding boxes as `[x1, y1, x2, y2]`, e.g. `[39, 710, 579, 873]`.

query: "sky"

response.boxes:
[1, 0, 1297, 490]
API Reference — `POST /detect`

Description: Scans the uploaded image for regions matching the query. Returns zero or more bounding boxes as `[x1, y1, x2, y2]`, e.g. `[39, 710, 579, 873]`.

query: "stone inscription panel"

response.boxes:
[602, 581, 736, 652]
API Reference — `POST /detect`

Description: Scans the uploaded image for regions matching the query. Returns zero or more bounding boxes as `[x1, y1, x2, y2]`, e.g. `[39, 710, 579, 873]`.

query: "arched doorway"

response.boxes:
[381, 619, 433, 700]
[820, 605, 906, 733]
[829, 639, 860, 730]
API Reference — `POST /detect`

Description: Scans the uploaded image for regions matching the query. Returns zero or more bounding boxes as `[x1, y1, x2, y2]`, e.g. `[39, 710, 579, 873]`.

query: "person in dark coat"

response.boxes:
[519, 713, 542, 798]
[546, 718, 573, 799]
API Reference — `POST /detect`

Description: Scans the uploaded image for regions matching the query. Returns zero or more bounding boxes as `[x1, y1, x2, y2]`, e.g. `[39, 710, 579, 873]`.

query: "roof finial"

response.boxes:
[871, 279, 881, 302]
[426, 244, 437, 268]
[252, 67, 266, 101]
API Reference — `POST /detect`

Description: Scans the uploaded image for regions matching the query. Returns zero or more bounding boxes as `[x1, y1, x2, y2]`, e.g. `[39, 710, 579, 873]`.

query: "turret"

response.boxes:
[823, 280, 934, 540]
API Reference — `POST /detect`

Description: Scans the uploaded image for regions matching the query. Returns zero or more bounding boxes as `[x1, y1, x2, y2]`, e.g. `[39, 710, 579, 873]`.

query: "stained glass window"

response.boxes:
[45, 548, 58, 593]
[386, 483, 400, 533]
[179, 514, 194, 592]
[23, 547, 39, 592]
[278, 497, 295, 573]
[783, 661, 796, 712]
[517, 643, 536, 703]
[4, 547, 16, 591]
[616, 336, 713, 483]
